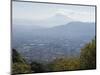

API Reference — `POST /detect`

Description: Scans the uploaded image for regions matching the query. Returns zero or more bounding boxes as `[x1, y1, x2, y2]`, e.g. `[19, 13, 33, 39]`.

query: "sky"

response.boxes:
[12, 1, 95, 27]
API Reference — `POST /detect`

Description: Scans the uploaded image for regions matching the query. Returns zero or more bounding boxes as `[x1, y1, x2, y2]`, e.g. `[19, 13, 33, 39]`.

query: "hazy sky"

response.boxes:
[12, 1, 95, 27]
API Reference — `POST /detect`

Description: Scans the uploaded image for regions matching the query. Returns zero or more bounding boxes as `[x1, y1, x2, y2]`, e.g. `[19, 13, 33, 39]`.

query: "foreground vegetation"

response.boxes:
[12, 39, 96, 74]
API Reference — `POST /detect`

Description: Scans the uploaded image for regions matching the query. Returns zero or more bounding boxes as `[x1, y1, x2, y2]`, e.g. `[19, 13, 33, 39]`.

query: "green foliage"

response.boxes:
[30, 61, 45, 73]
[12, 62, 31, 74]
[12, 49, 31, 74]
[12, 38, 96, 74]
[80, 39, 96, 69]
[12, 49, 25, 63]
[48, 57, 80, 71]
[48, 38, 96, 71]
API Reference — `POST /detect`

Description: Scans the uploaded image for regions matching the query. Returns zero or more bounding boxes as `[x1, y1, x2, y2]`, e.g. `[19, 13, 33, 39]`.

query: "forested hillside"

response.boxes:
[12, 38, 96, 74]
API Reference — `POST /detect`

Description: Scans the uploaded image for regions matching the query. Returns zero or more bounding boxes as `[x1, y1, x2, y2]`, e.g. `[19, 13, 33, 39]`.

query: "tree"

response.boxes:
[80, 39, 96, 69]
[30, 61, 45, 73]
[12, 62, 31, 74]
[12, 49, 25, 63]
[12, 49, 31, 74]
[48, 57, 80, 71]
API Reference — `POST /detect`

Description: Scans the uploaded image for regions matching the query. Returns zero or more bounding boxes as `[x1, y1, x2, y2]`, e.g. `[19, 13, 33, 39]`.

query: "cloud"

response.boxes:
[56, 8, 95, 22]
[13, 1, 95, 24]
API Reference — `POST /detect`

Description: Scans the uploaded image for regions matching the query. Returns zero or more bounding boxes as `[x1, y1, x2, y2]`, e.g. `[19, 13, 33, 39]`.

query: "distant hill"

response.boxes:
[29, 21, 95, 39]
[13, 13, 73, 28]
[12, 21, 95, 62]
[48, 22, 95, 38]
[12, 21, 95, 40]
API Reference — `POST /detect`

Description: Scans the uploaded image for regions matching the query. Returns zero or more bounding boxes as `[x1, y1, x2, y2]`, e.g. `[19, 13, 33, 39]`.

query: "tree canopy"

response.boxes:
[12, 38, 96, 74]
[80, 39, 96, 69]
[12, 49, 31, 74]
